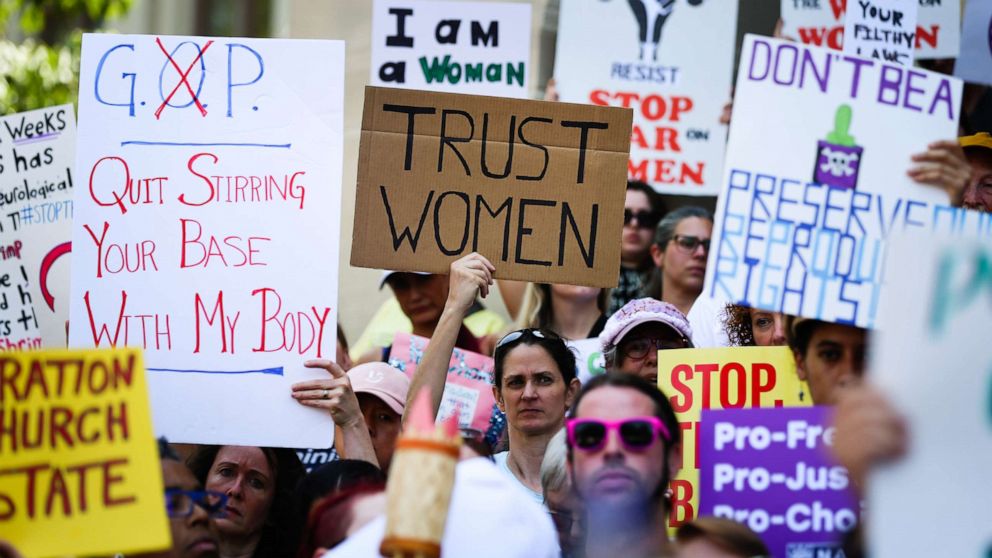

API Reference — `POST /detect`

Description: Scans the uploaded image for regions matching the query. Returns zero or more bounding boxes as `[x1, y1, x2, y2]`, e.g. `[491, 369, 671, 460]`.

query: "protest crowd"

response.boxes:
[1, 1, 990, 558]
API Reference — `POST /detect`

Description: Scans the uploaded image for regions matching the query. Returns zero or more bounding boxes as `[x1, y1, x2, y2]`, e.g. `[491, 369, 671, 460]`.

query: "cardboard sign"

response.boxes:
[69, 34, 343, 447]
[0, 348, 170, 557]
[843, 0, 918, 65]
[701, 406, 858, 558]
[370, 0, 531, 97]
[352, 86, 631, 288]
[0, 104, 76, 347]
[868, 233, 992, 558]
[703, 35, 970, 329]
[781, 0, 960, 59]
[387, 332, 497, 433]
[954, 0, 992, 87]
[553, 0, 738, 196]
[567, 337, 606, 385]
[0, 237, 41, 352]
[658, 345, 810, 529]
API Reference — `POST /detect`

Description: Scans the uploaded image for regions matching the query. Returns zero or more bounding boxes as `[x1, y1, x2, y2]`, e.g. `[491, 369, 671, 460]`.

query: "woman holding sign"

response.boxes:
[407, 253, 581, 503]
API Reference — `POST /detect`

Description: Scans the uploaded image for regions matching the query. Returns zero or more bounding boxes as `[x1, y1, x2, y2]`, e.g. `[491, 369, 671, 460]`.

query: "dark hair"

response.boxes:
[188, 445, 306, 558]
[568, 373, 681, 502]
[493, 328, 577, 391]
[296, 483, 385, 558]
[157, 437, 181, 462]
[641, 206, 714, 299]
[293, 459, 385, 521]
[337, 323, 350, 354]
[675, 516, 770, 557]
[787, 317, 824, 357]
[723, 304, 756, 347]
[626, 179, 667, 216]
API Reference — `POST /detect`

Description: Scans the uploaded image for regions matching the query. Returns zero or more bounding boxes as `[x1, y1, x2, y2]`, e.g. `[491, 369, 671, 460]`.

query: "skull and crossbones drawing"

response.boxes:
[819, 147, 860, 177]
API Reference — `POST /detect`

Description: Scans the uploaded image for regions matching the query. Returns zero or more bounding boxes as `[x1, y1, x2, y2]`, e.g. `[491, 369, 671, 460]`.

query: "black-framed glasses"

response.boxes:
[670, 234, 710, 254]
[495, 328, 560, 350]
[619, 336, 688, 360]
[623, 209, 661, 229]
[165, 488, 227, 519]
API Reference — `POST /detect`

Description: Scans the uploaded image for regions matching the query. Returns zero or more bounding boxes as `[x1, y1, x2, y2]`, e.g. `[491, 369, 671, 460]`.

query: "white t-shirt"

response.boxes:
[493, 451, 546, 505]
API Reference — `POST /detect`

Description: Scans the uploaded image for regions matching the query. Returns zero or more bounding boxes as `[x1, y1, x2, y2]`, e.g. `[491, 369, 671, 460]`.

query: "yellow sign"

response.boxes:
[0, 348, 170, 557]
[658, 346, 810, 530]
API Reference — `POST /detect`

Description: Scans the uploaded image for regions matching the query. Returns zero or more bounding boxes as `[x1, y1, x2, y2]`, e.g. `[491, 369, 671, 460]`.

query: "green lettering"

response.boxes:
[465, 63, 483, 82]
[507, 61, 525, 87]
[419, 55, 452, 84]
[485, 63, 502, 83]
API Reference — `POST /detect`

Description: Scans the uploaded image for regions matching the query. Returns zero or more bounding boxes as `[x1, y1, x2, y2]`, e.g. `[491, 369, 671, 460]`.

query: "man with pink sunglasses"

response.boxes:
[566, 373, 682, 558]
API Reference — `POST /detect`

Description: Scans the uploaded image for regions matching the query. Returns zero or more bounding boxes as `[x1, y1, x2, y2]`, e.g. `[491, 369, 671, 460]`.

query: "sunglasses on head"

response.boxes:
[566, 417, 670, 452]
[670, 234, 710, 254]
[624, 209, 661, 229]
[495, 328, 559, 350]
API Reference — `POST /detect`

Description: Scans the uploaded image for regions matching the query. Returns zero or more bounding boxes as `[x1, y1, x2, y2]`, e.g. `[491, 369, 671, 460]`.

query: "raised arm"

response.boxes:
[404, 253, 495, 425]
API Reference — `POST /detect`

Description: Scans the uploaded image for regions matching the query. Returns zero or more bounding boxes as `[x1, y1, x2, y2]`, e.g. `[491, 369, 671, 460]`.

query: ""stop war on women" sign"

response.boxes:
[68, 34, 344, 447]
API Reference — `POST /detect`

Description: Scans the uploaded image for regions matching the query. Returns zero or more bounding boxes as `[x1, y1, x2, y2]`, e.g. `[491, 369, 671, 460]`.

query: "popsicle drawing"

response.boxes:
[814, 104, 863, 190]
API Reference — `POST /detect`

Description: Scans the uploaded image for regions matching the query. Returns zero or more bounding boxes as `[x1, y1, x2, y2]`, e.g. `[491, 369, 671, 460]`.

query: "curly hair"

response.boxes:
[722, 304, 756, 347]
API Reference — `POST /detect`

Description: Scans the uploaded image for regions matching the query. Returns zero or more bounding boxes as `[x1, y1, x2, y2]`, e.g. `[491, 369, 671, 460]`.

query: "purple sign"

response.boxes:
[700, 407, 859, 558]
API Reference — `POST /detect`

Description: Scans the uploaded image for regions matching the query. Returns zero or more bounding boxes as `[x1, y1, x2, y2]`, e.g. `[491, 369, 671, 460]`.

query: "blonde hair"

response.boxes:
[516, 283, 609, 333]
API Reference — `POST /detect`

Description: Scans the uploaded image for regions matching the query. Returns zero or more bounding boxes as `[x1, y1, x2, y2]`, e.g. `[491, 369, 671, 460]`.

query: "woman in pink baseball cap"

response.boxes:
[599, 297, 693, 385]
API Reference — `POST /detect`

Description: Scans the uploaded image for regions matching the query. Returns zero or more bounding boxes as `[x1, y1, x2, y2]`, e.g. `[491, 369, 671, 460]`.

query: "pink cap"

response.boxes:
[599, 297, 693, 351]
[347, 362, 410, 416]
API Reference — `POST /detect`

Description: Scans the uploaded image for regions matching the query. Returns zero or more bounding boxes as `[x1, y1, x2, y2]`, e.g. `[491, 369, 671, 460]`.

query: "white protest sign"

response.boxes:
[567, 337, 606, 385]
[781, 0, 961, 59]
[703, 35, 974, 329]
[954, 0, 992, 87]
[0, 238, 41, 351]
[843, 0, 918, 65]
[0, 104, 76, 346]
[553, 0, 737, 196]
[69, 34, 343, 447]
[370, 0, 531, 97]
[868, 233, 992, 558]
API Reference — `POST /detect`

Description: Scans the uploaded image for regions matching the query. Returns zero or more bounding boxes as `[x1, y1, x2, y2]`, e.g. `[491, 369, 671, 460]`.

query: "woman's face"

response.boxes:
[550, 284, 601, 304]
[749, 310, 787, 347]
[495, 343, 579, 436]
[206, 446, 276, 542]
[622, 190, 657, 264]
[357, 394, 402, 472]
[615, 322, 689, 384]
[652, 217, 712, 296]
[794, 323, 867, 405]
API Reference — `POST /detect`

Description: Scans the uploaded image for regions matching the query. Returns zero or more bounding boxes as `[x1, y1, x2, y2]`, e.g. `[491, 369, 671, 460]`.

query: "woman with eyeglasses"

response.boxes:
[641, 205, 714, 317]
[600, 297, 694, 384]
[187, 446, 305, 558]
[406, 253, 581, 504]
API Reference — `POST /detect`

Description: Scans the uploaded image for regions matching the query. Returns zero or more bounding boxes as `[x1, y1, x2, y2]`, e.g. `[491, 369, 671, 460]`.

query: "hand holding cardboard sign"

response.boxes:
[907, 139, 972, 206]
[446, 253, 496, 312]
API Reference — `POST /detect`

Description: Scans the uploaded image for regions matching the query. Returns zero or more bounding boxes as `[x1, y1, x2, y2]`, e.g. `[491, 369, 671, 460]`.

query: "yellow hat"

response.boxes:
[959, 132, 992, 151]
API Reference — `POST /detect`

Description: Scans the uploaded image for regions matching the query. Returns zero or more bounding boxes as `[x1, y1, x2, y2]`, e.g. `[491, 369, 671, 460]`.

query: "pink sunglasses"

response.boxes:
[566, 416, 670, 452]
